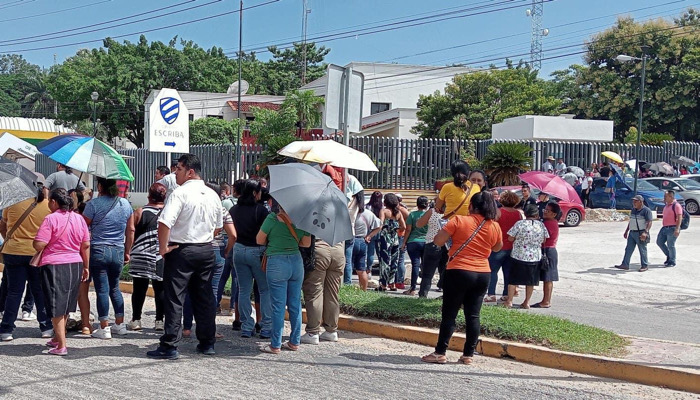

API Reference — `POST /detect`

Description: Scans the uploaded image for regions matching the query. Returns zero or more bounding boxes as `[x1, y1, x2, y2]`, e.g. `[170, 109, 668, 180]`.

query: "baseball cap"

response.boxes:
[632, 195, 644, 202]
[394, 193, 403, 199]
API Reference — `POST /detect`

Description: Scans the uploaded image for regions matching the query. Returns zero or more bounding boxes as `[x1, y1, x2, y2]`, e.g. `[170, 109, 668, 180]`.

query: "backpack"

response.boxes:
[672, 202, 690, 230]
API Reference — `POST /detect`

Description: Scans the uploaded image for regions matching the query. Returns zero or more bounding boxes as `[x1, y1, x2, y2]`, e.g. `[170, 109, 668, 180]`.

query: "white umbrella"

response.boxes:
[626, 160, 637, 172]
[278, 140, 378, 172]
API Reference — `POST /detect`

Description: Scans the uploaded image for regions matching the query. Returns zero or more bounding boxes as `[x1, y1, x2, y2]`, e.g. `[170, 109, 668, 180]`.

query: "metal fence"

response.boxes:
[35, 138, 700, 192]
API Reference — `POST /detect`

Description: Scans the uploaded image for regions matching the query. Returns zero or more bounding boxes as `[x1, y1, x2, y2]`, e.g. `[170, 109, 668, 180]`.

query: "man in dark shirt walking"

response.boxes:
[615, 195, 653, 272]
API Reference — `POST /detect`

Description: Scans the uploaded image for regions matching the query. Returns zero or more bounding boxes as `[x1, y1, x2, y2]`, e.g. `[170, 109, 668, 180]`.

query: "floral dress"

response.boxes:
[507, 219, 549, 286]
[378, 218, 400, 287]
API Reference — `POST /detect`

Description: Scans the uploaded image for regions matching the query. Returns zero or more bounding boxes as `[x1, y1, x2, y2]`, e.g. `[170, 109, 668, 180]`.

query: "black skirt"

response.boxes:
[509, 258, 540, 286]
[41, 263, 82, 319]
[540, 247, 559, 282]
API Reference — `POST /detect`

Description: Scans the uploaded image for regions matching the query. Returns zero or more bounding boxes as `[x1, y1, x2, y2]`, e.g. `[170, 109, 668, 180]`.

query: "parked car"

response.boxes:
[642, 177, 700, 215]
[682, 174, 700, 185]
[494, 186, 585, 227]
[589, 177, 684, 216]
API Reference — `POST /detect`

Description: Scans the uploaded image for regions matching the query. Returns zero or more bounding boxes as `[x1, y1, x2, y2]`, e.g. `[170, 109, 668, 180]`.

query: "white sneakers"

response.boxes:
[154, 320, 164, 331]
[21, 311, 36, 321]
[112, 323, 128, 336]
[41, 329, 54, 338]
[301, 331, 339, 344]
[320, 331, 339, 342]
[300, 333, 320, 345]
[0, 333, 13, 341]
[91, 326, 112, 340]
[128, 320, 142, 331]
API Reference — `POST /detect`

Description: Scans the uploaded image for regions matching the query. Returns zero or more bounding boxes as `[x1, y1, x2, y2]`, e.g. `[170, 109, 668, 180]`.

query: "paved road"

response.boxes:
[0, 294, 694, 399]
[387, 219, 700, 344]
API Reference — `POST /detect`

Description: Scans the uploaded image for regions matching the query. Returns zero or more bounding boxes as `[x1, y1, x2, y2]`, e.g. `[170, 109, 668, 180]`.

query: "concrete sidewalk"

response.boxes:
[0, 292, 695, 399]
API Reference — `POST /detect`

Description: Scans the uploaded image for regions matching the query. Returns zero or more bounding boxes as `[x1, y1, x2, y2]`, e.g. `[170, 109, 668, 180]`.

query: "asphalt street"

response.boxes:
[0, 293, 694, 400]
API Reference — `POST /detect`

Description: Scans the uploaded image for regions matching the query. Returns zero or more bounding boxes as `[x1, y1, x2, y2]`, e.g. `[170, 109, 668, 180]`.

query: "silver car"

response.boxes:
[642, 177, 700, 215]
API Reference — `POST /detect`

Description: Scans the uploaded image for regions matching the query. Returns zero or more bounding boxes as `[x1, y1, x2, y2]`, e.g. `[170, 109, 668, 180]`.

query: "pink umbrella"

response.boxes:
[518, 171, 583, 206]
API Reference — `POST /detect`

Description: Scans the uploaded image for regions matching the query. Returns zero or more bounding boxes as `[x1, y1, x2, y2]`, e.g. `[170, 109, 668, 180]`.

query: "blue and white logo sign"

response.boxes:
[146, 88, 189, 153]
[159, 97, 180, 125]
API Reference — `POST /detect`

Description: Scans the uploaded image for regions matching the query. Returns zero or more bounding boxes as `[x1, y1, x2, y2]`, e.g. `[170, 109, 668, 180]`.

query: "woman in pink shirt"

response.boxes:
[33, 189, 91, 356]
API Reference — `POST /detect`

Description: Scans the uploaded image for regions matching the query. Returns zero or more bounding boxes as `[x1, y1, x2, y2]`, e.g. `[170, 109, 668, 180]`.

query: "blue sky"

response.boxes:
[0, 0, 695, 79]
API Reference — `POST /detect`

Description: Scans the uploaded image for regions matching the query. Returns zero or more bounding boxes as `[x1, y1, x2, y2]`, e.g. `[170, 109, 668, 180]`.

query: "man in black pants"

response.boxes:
[147, 154, 223, 360]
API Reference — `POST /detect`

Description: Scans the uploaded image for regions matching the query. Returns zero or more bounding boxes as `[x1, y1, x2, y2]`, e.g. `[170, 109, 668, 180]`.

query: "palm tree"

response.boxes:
[22, 72, 56, 118]
[282, 89, 324, 136]
[437, 114, 469, 139]
[482, 142, 532, 187]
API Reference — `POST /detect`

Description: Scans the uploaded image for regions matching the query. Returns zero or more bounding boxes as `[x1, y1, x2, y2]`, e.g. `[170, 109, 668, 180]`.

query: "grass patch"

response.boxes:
[338, 286, 628, 357]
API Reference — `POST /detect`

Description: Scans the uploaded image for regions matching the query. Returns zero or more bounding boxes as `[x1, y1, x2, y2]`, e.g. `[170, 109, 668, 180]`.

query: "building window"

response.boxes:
[207, 115, 224, 119]
[370, 102, 391, 115]
[188, 114, 194, 121]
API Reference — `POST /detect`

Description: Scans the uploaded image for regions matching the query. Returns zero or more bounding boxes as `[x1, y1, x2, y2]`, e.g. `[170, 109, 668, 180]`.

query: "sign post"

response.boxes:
[145, 88, 190, 154]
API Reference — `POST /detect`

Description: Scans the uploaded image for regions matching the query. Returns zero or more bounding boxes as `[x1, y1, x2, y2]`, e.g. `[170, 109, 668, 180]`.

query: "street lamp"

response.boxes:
[90, 91, 99, 137]
[616, 47, 648, 197]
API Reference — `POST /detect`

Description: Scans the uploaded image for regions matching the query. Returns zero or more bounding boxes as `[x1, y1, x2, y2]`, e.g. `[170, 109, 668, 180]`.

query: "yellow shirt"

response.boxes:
[2, 199, 51, 256]
[438, 182, 476, 218]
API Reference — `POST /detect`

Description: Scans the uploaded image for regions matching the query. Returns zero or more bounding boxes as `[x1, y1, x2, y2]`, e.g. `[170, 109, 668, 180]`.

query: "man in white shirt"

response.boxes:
[147, 154, 223, 360]
[156, 163, 180, 197]
[541, 156, 554, 172]
[555, 158, 567, 174]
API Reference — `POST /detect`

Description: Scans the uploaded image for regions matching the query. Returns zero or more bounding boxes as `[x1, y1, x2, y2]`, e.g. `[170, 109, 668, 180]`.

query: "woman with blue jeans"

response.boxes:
[231, 180, 272, 338]
[256, 208, 311, 354]
[352, 192, 381, 291]
[401, 196, 429, 295]
[83, 178, 134, 340]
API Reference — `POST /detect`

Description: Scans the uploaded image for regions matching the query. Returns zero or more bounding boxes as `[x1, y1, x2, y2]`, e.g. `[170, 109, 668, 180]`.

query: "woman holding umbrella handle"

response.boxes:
[256, 206, 311, 354]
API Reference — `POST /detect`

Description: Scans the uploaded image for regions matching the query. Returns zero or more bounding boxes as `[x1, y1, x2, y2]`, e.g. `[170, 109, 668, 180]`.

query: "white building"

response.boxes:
[491, 115, 614, 142]
[301, 62, 474, 139]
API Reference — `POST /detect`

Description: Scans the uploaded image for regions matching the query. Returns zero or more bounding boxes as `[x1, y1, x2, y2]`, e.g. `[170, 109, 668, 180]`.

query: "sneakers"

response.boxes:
[128, 320, 142, 331]
[46, 339, 60, 348]
[231, 320, 242, 331]
[48, 347, 68, 356]
[21, 311, 36, 321]
[300, 333, 319, 345]
[91, 326, 112, 340]
[1, 333, 13, 341]
[112, 323, 128, 335]
[154, 320, 164, 331]
[147, 346, 180, 360]
[196, 344, 216, 355]
[41, 329, 54, 338]
[639, 266, 649, 272]
[320, 331, 339, 342]
[614, 264, 630, 270]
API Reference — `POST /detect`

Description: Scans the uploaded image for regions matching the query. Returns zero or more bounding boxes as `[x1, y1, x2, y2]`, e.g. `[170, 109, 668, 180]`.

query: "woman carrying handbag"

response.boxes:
[421, 192, 503, 365]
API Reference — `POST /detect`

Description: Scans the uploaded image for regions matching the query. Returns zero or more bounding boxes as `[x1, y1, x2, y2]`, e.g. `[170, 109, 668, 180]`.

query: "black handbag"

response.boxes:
[539, 248, 550, 271]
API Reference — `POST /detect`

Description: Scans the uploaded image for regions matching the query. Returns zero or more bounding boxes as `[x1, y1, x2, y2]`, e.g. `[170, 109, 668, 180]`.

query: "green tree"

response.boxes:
[481, 142, 532, 187]
[281, 89, 324, 134]
[48, 36, 237, 146]
[0, 54, 42, 117]
[189, 118, 243, 145]
[567, 11, 700, 140]
[22, 72, 55, 118]
[263, 42, 330, 94]
[250, 106, 298, 163]
[412, 64, 562, 139]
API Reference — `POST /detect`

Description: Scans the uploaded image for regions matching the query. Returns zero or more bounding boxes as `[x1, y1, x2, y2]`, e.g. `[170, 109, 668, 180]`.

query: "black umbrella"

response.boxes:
[0, 156, 39, 209]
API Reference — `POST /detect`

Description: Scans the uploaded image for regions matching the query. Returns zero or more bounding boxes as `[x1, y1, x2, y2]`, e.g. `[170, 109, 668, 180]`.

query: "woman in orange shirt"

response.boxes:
[421, 191, 502, 365]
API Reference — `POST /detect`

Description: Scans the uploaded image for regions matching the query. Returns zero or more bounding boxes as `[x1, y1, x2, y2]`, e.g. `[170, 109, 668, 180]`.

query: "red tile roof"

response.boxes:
[227, 101, 281, 112]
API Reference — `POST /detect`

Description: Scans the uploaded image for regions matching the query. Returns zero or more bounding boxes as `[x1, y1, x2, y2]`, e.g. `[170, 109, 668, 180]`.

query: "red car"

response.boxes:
[494, 186, 585, 227]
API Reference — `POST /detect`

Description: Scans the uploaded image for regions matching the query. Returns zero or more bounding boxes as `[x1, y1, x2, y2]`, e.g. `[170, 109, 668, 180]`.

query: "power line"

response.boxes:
[0, 0, 112, 23]
[0, 0, 281, 54]
[0, 0, 36, 11]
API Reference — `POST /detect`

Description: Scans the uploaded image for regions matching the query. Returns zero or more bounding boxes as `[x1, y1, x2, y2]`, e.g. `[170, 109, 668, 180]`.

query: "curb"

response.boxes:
[115, 280, 700, 394]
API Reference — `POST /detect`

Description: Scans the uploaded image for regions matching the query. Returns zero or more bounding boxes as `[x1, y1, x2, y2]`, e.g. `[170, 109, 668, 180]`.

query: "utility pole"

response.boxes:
[301, 0, 311, 85]
[53, 54, 58, 117]
[235, 0, 243, 179]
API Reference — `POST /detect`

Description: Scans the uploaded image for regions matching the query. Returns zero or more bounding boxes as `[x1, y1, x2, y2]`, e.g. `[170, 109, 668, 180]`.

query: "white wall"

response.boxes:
[492, 115, 614, 142]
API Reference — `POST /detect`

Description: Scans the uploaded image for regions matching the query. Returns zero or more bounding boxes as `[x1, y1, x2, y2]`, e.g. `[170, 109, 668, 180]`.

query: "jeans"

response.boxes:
[418, 243, 448, 297]
[0, 275, 33, 314]
[183, 245, 224, 330]
[266, 253, 304, 349]
[343, 238, 354, 285]
[435, 269, 490, 357]
[352, 238, 368, 272]
[90, 245, 125, 322]
[365, 235, 379, 271]
[487, 249, 512, 296]
[395, 236, 406, 285]
[216, 249, 237, 310]
[233, 243, 271, 336]
[609, 192, 616, 209]
[0, 254, 51, 334]
[621, 231, 649, 267]
[656, 226, 678, 265]
[406, 241, 425, 291]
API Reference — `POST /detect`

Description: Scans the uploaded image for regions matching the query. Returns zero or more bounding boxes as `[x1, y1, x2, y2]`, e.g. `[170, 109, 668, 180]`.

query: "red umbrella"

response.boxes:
[518, 171, 583, 206]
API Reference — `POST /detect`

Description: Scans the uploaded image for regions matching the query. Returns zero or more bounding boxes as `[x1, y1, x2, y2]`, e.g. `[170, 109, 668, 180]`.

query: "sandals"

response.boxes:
[483, 295, 497, 303]
[458, 355, 473, 365]
[281, 341, 299, 351]
[421, 352, 447, 364]
[259, 345, 281, 354]
[403, 290, 417, 296]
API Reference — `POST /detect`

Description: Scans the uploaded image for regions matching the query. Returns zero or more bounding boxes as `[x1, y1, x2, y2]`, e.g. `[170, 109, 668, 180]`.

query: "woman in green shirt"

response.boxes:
[256, 207, 311, 354]
[401, 196, 429, 295]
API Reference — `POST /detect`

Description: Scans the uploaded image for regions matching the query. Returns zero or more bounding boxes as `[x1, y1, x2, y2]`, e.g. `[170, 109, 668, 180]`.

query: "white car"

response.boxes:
[642, 177, 700, 215]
